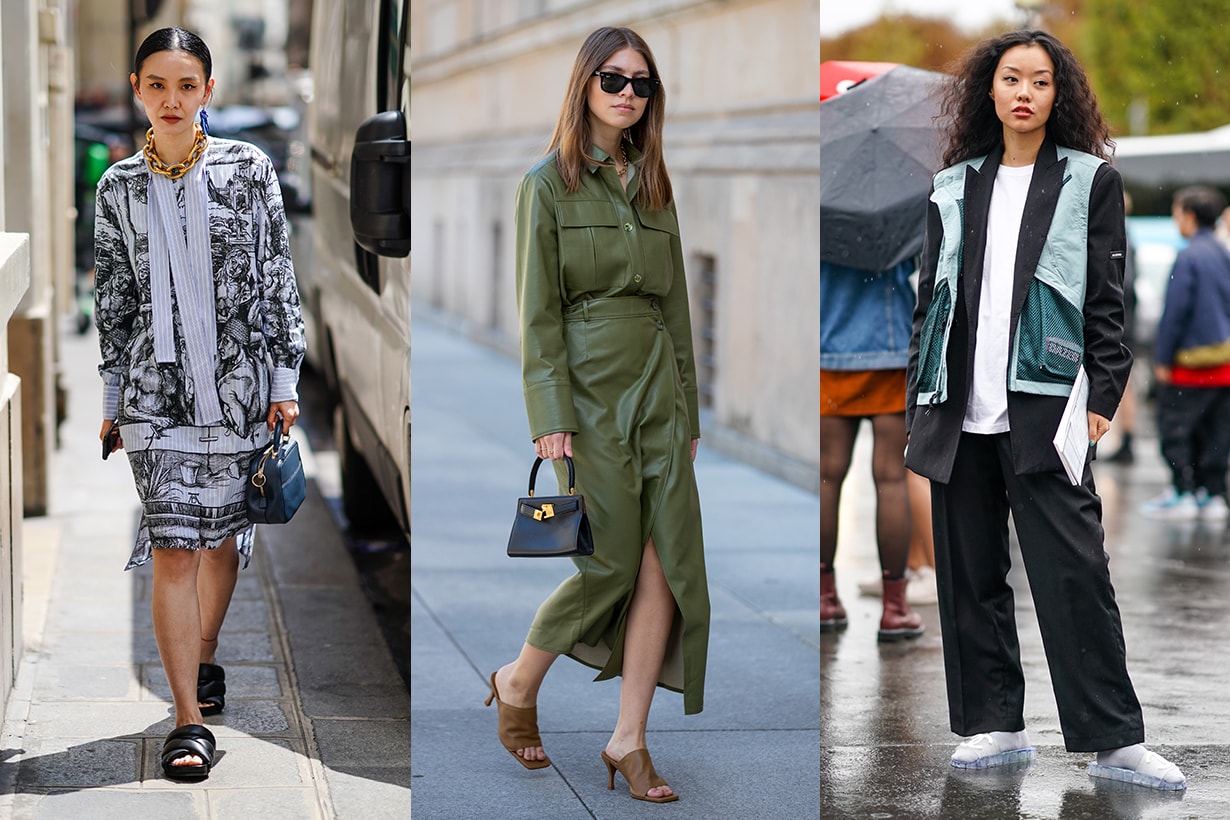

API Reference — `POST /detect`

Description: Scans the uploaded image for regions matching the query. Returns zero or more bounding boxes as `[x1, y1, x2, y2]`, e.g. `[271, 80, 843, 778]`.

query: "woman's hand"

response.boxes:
[535, 432, 572, 461]
[691, 438, 699, 462]
[1087, 411, 1111, 445]
[268, 400, 300, 432]
[100, 419, 123, 453]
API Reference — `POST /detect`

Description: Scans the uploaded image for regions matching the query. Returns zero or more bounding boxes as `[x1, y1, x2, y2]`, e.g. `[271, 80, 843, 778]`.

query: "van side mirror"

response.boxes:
[350, 110, 410, 258]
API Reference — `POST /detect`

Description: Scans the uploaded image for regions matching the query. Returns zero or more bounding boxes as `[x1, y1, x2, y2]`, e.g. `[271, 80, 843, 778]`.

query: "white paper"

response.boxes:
[1053, 365, 1090, 486]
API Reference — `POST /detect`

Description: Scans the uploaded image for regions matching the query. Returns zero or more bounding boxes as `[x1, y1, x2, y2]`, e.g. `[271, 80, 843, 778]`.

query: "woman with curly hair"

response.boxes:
[905, 30, 1185, 789]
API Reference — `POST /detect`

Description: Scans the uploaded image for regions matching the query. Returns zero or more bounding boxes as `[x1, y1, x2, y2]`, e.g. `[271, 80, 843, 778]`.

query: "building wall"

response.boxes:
[4, 0, 72, 520]
[0, 234, 30, 718]
[410, 0, 820, 484]
[0, 0, 32, 710]
[76, 0, 293, 107]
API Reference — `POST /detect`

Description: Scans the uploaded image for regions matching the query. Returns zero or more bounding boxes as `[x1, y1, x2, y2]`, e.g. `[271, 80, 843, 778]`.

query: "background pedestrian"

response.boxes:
[820, 258, 926, 640]
[1140, 185, 1230, 520]
[858, 468, 938, 605]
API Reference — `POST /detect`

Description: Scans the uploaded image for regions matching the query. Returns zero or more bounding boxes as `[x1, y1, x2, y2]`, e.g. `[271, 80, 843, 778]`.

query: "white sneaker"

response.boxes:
[906, 565, 938, 605]
[1139, 488, 1199, 520]
[857, 574, 883, 597]
[1196, 490, 1230, 521]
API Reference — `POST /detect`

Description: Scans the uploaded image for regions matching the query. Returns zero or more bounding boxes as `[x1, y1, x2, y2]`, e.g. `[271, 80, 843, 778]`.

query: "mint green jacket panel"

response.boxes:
[514, 148, 701, 442]
[917, 148, 1104, 403]
[1006, 147, 1102, 395]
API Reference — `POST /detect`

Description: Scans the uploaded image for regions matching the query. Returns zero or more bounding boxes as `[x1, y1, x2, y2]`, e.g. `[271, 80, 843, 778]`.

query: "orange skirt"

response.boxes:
[820, 369, 907, 417]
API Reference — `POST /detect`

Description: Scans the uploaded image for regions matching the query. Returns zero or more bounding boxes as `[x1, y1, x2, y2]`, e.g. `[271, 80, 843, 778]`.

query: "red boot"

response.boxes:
[820, 565, 847, 633]
[878, 574, 924, 642]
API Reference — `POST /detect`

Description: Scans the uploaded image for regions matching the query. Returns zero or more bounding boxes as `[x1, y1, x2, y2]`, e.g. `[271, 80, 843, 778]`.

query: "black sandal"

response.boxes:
[161, 724, 216, 780]
[197, 663, 226, 716]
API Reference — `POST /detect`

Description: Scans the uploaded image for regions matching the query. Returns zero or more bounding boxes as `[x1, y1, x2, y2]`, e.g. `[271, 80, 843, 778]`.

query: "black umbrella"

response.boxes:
[821, 65, 948, 272]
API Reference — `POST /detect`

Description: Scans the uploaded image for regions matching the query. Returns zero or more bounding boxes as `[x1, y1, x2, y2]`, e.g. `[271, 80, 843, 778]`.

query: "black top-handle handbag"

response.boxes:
[507, 455, 595, 557]
[247, 419, 307, 524]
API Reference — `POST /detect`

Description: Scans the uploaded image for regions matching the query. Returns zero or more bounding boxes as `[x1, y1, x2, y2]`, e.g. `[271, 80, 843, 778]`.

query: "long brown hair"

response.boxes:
[939, 30, 1112, 167]
[548, 27, 672, 211]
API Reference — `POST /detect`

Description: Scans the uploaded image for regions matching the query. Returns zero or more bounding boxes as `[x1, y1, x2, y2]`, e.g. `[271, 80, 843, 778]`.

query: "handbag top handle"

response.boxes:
[253, 418, 291, 485]
[528, 456, 576, 497]
[268, 417, 290, 454]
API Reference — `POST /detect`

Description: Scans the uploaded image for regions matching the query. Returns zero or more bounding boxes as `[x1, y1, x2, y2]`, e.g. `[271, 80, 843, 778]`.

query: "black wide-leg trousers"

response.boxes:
[930, 432, 1144, 752]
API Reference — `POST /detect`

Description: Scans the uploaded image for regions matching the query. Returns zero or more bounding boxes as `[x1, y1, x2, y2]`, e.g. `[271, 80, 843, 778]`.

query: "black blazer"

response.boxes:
[905, 139, 1132, 484]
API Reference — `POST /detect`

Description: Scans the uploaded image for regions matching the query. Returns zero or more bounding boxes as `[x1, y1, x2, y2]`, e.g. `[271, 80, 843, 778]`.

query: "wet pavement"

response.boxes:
[821, 406, 1230, 818]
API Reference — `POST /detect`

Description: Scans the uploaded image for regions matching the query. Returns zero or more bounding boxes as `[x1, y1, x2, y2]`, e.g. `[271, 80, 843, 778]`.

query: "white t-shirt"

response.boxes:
[963, 163, 1034, 434]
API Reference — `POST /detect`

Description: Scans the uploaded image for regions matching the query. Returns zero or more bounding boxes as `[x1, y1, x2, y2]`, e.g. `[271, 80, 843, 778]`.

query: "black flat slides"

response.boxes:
[197, 662, 226, 716]
[161, 724, 216, 780]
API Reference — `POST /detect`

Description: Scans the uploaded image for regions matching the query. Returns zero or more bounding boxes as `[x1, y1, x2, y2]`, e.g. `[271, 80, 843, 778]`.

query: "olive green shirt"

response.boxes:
[515, 146, 701, 442]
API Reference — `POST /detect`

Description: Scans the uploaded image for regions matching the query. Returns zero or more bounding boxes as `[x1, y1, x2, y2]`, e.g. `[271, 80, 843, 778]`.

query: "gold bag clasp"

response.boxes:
[533, 503, 555, 521]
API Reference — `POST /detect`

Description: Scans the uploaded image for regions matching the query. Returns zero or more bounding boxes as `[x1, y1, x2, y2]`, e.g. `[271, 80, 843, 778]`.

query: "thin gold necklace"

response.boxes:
[144, 126, 208, 180]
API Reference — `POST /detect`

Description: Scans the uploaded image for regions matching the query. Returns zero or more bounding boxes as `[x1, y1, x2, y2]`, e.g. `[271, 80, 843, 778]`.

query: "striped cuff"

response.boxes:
[270, 366, 300, 403]
[102, 377, 120, 419]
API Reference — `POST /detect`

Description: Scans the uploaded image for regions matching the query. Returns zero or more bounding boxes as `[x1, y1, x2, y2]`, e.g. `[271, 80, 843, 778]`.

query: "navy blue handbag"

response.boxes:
[247, 420, 307, 524]
[507, 456, 594, 557]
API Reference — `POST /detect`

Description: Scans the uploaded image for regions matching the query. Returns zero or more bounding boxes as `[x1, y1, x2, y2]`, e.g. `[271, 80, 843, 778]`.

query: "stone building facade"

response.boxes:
[410, 0, 820, 486]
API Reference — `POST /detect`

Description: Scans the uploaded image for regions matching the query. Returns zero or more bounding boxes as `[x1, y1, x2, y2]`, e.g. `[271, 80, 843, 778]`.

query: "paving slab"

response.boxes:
[1, 319, 409, 818]
[409, 310, 821, 818]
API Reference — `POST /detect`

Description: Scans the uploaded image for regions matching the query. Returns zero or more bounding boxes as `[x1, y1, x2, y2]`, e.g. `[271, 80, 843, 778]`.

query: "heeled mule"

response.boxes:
[601, 748, 679, 803]
[484, 672, 551, 770]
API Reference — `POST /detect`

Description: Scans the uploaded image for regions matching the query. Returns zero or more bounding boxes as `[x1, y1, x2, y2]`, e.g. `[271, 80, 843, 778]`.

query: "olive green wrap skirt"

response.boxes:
[525, 296, 710, 715]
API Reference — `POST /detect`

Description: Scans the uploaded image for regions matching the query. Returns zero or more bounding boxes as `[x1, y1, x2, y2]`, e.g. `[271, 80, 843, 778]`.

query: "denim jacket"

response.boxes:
[820, 259, 915, 370]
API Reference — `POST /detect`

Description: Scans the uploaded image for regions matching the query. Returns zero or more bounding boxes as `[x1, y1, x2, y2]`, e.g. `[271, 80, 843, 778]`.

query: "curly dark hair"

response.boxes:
[938, 30, 1112, 167]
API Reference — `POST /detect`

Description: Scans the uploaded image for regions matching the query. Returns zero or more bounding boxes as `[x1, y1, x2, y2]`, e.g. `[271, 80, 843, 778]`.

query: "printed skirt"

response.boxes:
[121, 422, 271, 570]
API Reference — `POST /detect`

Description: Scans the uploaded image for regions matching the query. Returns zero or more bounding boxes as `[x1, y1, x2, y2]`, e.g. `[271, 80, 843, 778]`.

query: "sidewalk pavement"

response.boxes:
[409, 309, 821, 819]
[822, 410, 1230, 817]
[0, 323, 410, 818]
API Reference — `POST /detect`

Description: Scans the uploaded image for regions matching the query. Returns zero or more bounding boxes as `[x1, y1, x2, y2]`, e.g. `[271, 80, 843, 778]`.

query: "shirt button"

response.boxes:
[633, 274, 643, 283]
[623, 222, 634, 232]
[656, 320, 665, 330]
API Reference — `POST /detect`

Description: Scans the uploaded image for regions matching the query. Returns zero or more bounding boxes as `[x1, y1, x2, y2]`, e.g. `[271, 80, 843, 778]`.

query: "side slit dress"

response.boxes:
[515, 146, 710, 715]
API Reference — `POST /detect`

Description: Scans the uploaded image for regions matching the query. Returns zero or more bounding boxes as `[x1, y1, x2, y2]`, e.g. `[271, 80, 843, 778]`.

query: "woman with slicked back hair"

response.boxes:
[486, 26, 708, 804]
[906, 29, 1186, 789]
[95, 26, 305, 780]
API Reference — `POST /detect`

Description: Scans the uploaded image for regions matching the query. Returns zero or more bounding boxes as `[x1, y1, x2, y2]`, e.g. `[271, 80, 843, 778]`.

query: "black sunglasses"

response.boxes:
[592, 71, 660, 98]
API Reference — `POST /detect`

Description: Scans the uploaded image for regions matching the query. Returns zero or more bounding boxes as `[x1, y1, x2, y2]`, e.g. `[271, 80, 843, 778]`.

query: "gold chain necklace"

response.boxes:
[144, 126, 208, 180]
[616, 147, 629, 178]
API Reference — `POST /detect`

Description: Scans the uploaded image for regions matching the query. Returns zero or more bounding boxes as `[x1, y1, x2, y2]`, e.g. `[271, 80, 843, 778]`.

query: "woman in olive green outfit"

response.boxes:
[486, 27, 709, 804]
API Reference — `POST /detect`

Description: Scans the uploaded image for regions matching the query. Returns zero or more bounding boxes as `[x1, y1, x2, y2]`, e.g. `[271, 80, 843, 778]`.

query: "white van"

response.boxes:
[306, 0, 410, 534]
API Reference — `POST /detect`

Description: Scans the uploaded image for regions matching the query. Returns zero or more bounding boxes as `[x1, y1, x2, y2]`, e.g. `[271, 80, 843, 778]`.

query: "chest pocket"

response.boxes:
[636, 206, 678, 290]
[558, 199, 620, 293]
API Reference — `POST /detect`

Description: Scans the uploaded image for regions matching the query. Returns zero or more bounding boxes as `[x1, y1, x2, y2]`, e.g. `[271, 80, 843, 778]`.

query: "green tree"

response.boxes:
[1083, 0, 1230, 134]
[820, 15, 984, 71]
